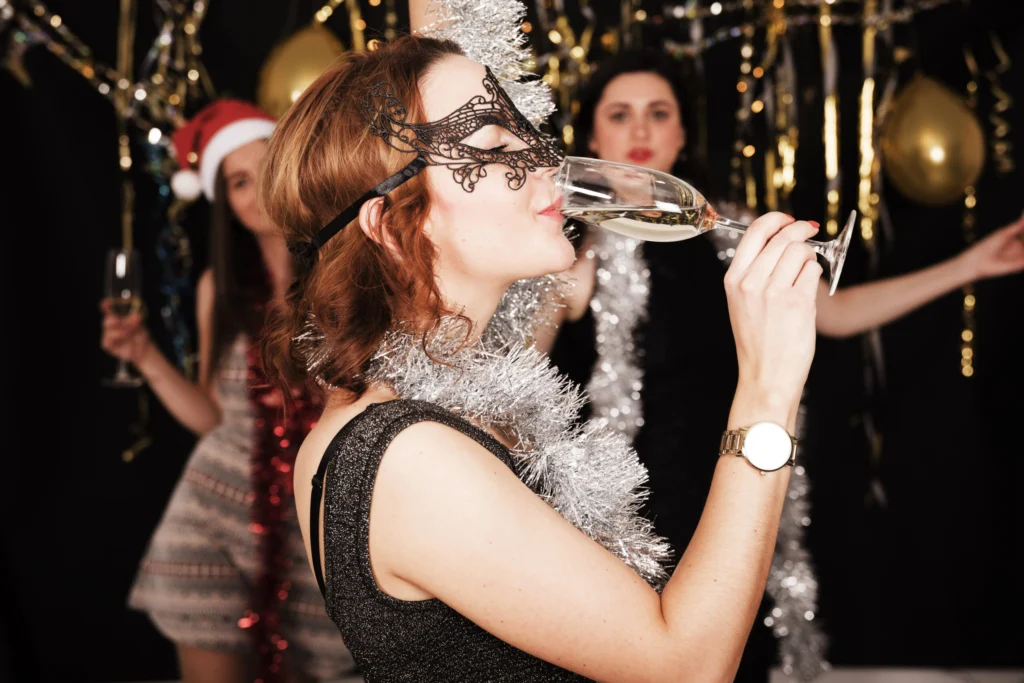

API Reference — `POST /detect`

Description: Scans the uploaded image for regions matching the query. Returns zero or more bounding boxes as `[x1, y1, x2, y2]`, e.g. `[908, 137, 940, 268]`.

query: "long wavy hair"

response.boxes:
[259, 36, 465, 398]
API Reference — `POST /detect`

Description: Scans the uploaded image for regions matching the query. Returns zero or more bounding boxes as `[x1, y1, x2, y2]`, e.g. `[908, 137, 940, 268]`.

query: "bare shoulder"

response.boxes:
[376, 418, 513, 498]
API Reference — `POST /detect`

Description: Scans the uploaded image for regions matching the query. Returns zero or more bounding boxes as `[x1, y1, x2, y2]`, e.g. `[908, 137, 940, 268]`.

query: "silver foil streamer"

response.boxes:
[764, 407, 830, 680]
[709, 204, 829, 680]
[365, 319, 672, 588]
[420, 0, 556, 125]
[583, 230, 649, 440]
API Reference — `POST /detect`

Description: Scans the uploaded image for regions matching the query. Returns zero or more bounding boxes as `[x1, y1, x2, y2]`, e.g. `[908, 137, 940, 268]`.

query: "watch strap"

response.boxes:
[720, 426, 798, 468]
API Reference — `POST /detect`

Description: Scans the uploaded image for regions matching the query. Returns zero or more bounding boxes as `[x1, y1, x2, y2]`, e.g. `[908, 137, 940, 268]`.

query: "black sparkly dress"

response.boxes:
[309, 399, 591, 682]
[549, 234, 778, 682]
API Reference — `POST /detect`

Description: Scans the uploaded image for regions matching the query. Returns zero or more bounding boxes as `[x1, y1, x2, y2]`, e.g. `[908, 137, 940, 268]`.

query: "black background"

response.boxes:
[2, 1, 1022, 680]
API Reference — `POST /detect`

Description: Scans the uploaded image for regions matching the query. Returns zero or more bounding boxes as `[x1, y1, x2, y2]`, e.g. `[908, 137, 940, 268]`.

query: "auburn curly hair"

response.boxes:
[259, 36, 465, 398]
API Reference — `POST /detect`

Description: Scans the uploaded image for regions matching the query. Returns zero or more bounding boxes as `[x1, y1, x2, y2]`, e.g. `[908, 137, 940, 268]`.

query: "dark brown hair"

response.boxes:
[209, 169, 271, 383]
[259, 36, 464, 398]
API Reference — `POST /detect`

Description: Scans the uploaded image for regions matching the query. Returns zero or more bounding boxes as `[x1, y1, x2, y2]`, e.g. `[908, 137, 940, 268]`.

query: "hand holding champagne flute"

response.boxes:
[101, 248, 146, 387]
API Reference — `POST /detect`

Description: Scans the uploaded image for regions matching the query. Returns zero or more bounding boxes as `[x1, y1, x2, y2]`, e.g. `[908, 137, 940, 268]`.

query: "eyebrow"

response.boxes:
[225, 171, 248, 182]
[602, 99, 677, 110]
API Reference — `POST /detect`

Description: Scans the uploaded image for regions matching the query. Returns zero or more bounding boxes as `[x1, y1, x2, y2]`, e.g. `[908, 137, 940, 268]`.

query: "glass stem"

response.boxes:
[711, 217, 832, 259]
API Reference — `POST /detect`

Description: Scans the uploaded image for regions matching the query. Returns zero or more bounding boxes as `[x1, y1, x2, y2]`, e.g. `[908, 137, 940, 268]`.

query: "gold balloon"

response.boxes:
[257, 25, 345, 118]
[881, 75, 986, 206]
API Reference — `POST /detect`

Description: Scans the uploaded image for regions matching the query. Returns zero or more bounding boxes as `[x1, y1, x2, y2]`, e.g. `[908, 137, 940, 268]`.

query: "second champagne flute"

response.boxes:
[103, 247, 145, 388]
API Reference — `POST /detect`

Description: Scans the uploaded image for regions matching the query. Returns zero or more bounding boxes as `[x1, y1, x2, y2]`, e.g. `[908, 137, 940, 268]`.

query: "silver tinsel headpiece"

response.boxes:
[366, 318, 672, 587]
[419, 0, 555, 125]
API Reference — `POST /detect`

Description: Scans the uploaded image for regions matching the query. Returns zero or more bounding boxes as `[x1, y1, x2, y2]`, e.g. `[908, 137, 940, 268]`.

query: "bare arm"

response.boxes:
[816, 213, 1024, 338]
[101, 269, 222, 435]
[371, 389, 796, 682]
[815, 257, 967, 338]
[409, 0, 431, 33]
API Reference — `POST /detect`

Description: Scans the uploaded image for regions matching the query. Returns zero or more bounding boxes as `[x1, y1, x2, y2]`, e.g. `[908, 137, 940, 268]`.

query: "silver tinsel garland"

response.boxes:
[582, 230, 650, 440]
[482, 274, 564, 349]
[365, 319, 673, 588]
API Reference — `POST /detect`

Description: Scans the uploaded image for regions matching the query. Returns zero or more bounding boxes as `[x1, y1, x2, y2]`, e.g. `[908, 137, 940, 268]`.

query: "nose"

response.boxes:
[632, 119, 650, 141]
[530, 162, 560, 187]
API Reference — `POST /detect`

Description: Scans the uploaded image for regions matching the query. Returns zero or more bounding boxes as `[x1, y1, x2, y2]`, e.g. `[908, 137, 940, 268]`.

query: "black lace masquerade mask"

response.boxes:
[290, 67, 564, 271]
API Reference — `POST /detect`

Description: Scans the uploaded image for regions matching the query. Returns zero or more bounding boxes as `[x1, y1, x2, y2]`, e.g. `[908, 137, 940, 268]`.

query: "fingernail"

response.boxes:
[809, 220, 820, 229]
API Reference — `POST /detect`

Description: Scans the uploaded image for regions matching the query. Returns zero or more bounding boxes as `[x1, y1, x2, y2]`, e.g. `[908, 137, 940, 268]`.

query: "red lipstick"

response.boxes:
[539, 195, 564, 221]
[627, 147, 653, 163]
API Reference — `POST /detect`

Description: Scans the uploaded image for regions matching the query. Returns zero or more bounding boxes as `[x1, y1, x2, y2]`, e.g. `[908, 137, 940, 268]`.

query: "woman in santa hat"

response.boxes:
[100, 99, 359, 683]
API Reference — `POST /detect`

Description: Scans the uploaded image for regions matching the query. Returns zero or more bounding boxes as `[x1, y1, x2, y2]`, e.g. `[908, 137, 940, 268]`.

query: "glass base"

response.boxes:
[103, 366, 144, 388]
[103, 376, 144, 388]
[825, 211, 857, 296]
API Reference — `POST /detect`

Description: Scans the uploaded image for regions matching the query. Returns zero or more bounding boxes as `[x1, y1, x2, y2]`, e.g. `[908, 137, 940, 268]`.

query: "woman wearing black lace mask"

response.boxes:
[259, 21, 833, 679]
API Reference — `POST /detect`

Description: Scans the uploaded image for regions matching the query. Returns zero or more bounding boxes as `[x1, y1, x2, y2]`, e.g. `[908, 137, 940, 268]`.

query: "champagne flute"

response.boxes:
[555, 156, 855, 295]
[103, 248, 145, 387]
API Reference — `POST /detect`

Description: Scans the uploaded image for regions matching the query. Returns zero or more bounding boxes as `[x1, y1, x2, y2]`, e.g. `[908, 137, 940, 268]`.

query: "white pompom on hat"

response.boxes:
[170, 99, 277, 201]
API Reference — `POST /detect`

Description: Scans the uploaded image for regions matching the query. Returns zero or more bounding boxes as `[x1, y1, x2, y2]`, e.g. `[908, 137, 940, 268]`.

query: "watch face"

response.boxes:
[741, 422, 792, 471]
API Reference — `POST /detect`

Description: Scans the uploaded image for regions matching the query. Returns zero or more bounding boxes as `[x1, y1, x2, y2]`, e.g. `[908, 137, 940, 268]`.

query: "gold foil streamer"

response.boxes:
[116, 0, 136, 250]
[313, 0, 365, 51]
[730, 12, 757, 208]
[820, 1, 840, 235]
[762, 7, 782, 212]
[985, 32, 1013, 174]
[857, 0, 878, 245]
[5, 1, 211, 128]
[961, 50, 979, 378]
[535, 0, 595, 146]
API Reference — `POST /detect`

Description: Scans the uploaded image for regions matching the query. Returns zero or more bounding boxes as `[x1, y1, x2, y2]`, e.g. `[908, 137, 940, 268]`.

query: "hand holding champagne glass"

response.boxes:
[554, 156, 855, 295]
[101, 248, 146, 387]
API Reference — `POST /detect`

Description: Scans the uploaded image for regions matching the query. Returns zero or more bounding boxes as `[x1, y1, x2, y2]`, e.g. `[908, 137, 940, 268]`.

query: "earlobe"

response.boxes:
[358, 197, 387, 245]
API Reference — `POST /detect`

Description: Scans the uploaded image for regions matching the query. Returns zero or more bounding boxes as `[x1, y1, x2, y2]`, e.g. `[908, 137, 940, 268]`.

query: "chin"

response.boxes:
[530, 229, 576, 276]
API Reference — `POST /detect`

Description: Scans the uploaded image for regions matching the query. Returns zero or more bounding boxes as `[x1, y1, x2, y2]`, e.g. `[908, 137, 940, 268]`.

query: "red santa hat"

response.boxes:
[170, 99, 277, 201]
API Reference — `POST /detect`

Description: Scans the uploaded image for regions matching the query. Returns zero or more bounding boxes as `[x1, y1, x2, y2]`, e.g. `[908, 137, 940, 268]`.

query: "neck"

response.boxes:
[255, 233, 292, 301]
[438, 272, 509, 342]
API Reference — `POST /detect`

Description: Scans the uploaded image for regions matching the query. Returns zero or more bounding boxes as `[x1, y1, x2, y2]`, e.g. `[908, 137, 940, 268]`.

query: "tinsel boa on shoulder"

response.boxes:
[365, 315, 672, 588]
[296, 280, 673, 588]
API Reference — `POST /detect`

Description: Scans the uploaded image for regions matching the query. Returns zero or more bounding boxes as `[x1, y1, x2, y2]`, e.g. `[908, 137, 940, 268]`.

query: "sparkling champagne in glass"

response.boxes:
[103, 248, 145, 387]
[555, 156, 855, 295]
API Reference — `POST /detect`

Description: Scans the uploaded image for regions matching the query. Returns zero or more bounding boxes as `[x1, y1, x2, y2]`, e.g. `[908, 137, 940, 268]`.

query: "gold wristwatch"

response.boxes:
[720, 422, 797, 474]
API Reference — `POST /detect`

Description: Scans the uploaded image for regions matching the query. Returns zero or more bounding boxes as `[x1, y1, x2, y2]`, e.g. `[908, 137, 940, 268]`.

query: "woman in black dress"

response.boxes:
[260, 32, 829, 681]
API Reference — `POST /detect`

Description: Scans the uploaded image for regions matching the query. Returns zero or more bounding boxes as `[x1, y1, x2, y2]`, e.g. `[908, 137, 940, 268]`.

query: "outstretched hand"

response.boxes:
[961, 212, 1024, 280]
